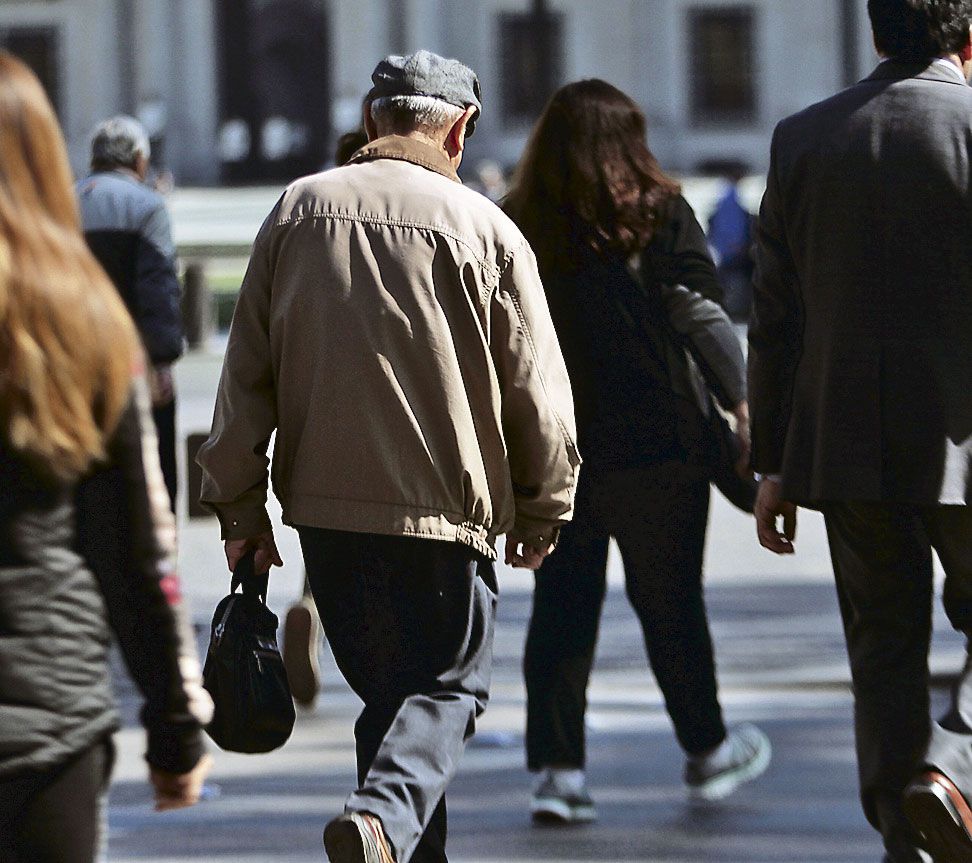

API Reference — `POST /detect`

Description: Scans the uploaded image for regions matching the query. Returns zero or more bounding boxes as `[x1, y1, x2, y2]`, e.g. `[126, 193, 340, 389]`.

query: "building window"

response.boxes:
[498, 11, 564, 127]
[1, 27, 60, 114]
[689, 7, 756, 125]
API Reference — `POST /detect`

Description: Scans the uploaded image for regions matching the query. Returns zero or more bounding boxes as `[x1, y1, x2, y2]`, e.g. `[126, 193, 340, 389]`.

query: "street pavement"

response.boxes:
[100, 347, 968, 863]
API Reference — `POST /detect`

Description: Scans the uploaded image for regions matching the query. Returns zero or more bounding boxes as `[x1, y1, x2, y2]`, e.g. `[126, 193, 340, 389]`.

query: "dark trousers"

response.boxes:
[152, 399, 177, 513]
[823, 502, 972, 862]
[524, 464, 726, 770]
[0, 738, 113, 863]
[299, 528, 497, 863]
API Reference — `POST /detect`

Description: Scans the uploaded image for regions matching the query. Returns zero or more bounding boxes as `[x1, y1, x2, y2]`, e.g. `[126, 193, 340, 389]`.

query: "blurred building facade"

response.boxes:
[0, 0, 878, 184]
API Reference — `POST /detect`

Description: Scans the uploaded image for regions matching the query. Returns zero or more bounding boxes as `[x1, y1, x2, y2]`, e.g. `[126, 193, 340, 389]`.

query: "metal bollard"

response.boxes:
[182, 262, 213, 350]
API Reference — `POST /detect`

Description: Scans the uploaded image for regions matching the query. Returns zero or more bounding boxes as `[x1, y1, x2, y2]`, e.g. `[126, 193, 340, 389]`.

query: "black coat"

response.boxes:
[540, 195, 739, 471]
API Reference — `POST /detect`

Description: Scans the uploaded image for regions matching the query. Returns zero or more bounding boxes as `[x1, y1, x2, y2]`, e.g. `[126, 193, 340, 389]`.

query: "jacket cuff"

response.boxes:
[146, 726, 207, 774]
[209, 502, 273, 540]
[508, 521, 563, 549]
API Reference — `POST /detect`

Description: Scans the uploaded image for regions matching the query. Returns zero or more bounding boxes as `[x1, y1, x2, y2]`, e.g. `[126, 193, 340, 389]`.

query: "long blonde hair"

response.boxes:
[0, 52, 139, 481]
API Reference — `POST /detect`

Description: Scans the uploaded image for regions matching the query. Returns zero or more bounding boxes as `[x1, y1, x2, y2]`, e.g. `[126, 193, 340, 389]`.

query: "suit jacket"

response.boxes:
[750, 60, 972, 506]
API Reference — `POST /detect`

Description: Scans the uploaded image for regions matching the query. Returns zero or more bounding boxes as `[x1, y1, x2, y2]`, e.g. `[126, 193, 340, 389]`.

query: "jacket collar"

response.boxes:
[865, 57, 969, 87]
[348, 135, 461, 183]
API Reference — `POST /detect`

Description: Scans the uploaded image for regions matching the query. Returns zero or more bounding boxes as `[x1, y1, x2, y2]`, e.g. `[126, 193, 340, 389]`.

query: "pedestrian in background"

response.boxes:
[504, 78, 770, 825]
[0, 52, 212, 863]
[750, 1, 972, 860]
[706, 162, 754, 322]
[198, 49, 578, 863]
[77, 115, 184, 512]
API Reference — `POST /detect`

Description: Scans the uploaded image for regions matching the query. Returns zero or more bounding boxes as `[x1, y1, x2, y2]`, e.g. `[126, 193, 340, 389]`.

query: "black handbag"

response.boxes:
[202, 550, 296, 753]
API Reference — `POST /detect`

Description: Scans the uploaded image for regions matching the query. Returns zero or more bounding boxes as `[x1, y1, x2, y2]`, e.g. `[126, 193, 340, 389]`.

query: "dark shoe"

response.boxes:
[283, 598, 321, 707]
[903, 771, 972, 863]
[530, 771, 597, 824]
[323, 812, 395, 863]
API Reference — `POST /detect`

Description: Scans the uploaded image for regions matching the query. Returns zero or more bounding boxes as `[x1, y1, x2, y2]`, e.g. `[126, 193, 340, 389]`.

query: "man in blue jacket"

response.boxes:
[77, 116, 184, 511]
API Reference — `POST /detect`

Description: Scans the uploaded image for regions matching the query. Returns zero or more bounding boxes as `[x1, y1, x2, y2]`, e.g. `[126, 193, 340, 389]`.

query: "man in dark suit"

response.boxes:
[750, 2, 972, 860]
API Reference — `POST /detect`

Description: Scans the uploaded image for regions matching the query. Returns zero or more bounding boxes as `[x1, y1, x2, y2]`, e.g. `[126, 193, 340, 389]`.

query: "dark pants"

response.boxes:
[299, 528, 497, 863]
[823, 502, 972, 862]
[0, 738, 113, 863]
[524, 464, 726, 771]
[152, 399, 177, 513]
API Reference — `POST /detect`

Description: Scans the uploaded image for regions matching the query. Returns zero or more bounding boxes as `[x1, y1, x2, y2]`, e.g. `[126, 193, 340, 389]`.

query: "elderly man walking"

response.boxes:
[77, 117, 184, 512]
[198, 51, 579, 863]
[750, 2, 972, 861]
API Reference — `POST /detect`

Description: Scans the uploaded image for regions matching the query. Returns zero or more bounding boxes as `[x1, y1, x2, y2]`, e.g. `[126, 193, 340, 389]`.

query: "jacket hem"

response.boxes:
[283, 494, 499, 560]
[0, 714, 118, 781]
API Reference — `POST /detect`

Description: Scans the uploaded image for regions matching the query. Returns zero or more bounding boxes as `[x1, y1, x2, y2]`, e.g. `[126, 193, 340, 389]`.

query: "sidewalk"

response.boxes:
[99, 346, 971, 863]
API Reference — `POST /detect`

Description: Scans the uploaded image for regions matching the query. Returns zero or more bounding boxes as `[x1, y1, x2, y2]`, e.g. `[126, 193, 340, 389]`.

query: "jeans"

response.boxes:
[299, 527, 497, 863]
[524, 463, 726, 770]
[0, 737, 113, 863]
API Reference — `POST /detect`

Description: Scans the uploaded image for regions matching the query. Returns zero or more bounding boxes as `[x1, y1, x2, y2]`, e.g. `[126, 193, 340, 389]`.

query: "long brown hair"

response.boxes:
[0, 52, 139, 481]
[505, 78, 680, 276]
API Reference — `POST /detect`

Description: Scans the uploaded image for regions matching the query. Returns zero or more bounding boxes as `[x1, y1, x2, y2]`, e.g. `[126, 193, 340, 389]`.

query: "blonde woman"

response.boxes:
[0, 53, 211, 862]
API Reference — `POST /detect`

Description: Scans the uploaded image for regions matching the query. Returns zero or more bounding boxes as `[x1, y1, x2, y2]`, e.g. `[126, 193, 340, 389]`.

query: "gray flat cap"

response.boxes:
[367, 49, 482, 136]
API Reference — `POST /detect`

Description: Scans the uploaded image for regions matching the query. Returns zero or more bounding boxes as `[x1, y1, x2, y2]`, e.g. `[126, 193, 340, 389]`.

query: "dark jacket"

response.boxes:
[77, 171, 184, 365]
[0, 382, 211, 779]
[750, 60, 972, 505]
[539, 195, 745, 471]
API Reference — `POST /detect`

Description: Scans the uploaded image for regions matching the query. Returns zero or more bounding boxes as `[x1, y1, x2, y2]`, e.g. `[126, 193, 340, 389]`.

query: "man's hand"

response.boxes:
[224, 530, 283, 575]
[148, 364, 175, 408]
[150, 753, 213, 812]
[755, 477, 797, 554]
[505, 541, 555, 570]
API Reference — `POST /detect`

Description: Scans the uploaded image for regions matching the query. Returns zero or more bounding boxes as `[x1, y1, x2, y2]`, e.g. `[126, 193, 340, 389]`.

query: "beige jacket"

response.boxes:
[198, 136, 579, 559]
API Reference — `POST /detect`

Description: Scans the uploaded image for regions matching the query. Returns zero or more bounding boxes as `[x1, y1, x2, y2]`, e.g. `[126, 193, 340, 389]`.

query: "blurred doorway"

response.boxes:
[216, 0, 331, 184]
[1, 27, 60, 114]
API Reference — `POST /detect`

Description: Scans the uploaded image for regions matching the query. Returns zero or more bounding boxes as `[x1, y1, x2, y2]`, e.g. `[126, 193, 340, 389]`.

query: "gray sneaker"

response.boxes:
[530, 773, 597, 824]
[684, 723, 772, 801]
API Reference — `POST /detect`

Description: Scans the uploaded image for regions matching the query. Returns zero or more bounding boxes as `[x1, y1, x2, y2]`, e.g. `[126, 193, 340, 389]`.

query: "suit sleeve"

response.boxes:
[748, 125, 802, 474]
[77, 379, 212, 773]
[196, 204, 280, 540]
[490, 242, 580, 547]
[135, 202, 184, 364]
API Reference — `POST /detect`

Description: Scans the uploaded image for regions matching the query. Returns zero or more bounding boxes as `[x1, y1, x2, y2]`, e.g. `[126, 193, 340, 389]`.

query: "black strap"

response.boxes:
[230, 550, 269, 604]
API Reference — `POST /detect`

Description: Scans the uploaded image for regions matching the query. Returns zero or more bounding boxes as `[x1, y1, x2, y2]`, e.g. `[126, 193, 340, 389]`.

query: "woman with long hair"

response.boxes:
[0, 53, 212, 861]
[505, 79, 770, 823]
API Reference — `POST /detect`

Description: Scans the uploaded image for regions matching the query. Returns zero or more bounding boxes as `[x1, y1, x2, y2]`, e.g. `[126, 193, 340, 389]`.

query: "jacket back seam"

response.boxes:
[274, 211, 503, 281]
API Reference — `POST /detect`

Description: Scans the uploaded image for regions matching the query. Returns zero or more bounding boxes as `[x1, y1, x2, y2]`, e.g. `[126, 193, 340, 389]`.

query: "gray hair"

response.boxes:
[90, 115, 151, 170]
[370, 95, 464, 137]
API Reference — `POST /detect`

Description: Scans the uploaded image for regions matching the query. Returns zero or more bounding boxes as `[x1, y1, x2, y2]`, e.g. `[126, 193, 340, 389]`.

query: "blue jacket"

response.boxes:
[77, 171, 184, 364]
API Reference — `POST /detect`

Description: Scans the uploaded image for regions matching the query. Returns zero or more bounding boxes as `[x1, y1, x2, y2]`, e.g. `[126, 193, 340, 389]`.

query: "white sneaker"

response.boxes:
[530, 770, 597, 824]
[684, 723, 772, 801]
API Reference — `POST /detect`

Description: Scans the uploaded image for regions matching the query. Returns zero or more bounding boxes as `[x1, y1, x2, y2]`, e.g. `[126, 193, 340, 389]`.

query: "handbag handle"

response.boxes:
[230, 549, 270, 604]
